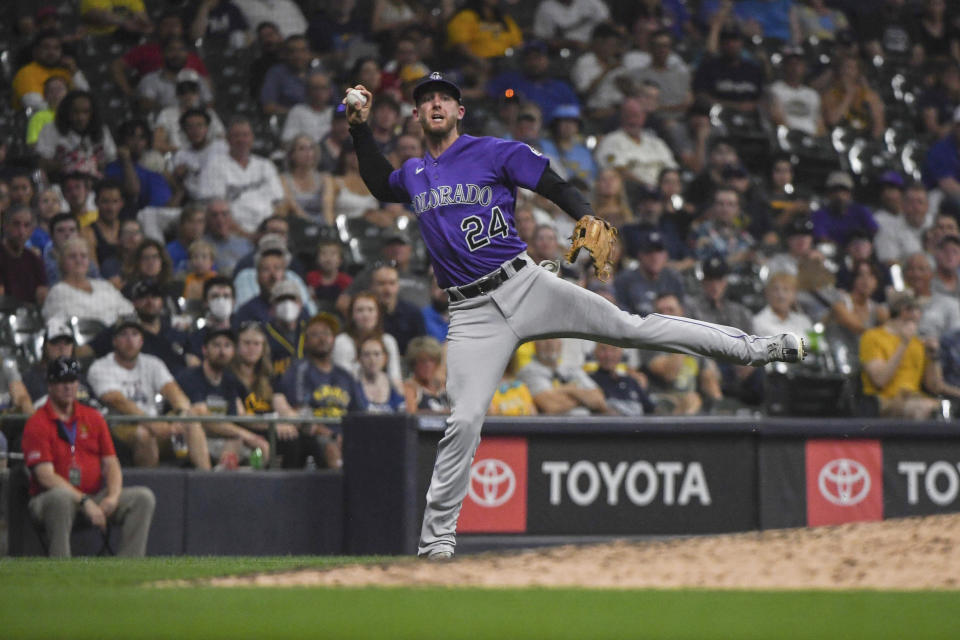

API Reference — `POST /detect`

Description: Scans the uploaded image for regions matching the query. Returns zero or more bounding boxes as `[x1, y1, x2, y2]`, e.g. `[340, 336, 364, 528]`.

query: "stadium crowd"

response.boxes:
[3, 0, 960, 474]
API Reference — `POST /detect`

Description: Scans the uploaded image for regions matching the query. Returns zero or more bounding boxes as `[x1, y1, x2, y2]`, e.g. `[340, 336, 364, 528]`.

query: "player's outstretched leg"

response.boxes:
[417, 296, 518, 559]
[509, 267, 805, 365]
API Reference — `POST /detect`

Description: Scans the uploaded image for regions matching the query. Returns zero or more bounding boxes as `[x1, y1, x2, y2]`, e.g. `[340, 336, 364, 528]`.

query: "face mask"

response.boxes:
[276, 300, 301, 323]
[209, 297, 233, 320]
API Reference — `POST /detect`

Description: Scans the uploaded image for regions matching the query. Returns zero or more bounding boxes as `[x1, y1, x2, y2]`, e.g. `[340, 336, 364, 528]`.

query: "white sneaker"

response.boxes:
[768, 333, 807, 363]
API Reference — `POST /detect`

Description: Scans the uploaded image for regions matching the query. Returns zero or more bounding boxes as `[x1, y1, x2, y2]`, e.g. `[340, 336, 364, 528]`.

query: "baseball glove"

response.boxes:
[564, 215, 618, 282]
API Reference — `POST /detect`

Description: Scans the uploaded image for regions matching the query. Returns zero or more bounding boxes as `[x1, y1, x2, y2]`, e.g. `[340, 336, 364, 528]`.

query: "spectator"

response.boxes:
[794, 0, 849, 42]
[913, 0, 960, 66]
[261, 280, 308, 379]
[44, 213, 100, 286]
[137, 39, 214, 116]
[588, 342, 654, 416]
[622, 188, 689, 266]
[60, 172, 98, 229]
[182, 241, 217, 300]
[329, 141, 395, 226]
[594, 97, 678, 191]
[533, 0, 610, 50]
[421, 274, 450, 344]
[722, 162, 774, 243]
[110, 12, 208, 99]
[538, 104, 598, 187]
[694, 24, 765, 114]
[873, 172, 923, 265]
[372, 262, 427, 355]
[249, 22, 284, 103]
[170, 108, 229, 202]
[204, 199, 252, 275]
[27, 186, 64, 254]
[690, 187, 756, 264]
[101, 219, 143, 282]
[641, 293, 723, 415]
[233, 0, 307, 39]
[175, 328, 271, 468]
[280, 135, 334, 224]
[166, 204, 207, 274]
[12, 30, 86, 111]
[104, 119, 173, 215]
[684, 137, 740, 210]
[0, 205, 48, 305]
[22, 318, 96, 409]
[767, 156, 811, 231]
[570, 23, 633, 121]
[753, 272, 814, 337]
[42, 237, 133, 325]
[925, 213, 960, 253]
[117, 239, 180, 311]
[859, 292, 950, 419]
[919, 62, 960, 140]
[282, 70, 335, 144]
[260, 35, 314, 115]
[820, 55, 885, 139]
[902, 252, 959, 340]
[189, 0, 250, 45]
[274, 313, 368, 468]
[932, 234, 960, 298]
[88, 315, 210, 469]
[305, 237, 352, 314]
[489, 353, 538, 416]
[36, 91, 116, 179]
[811, 171, 879, 247]
[26, 75, 69, 148]
[333, 291, 403, 386]
[153, 70, 225, 154]
[624, 29, 692, 121]
[767, 46, 824, 136]
[368, 95, 402, 155]
[403, 336, 450, 414]
[924, 107, 960, 205]
[319, 107, 351, 173]
[187, 276, 237, 359]
[488, 41, 580, 124]
[591, 168, 633, 228]
[232, 215, 307, 276]
[358, 335, 406, 412]
[80, 0, 152, 38]
[83, 180, 124, 271]
[518, 338, 607, 415]
[446, 0, 524, 61]
[766, 216, 820, 277]
[614, 227, 685, 316]
[88, 279, 193, 376]
[199, 117, 285, 235]
[234, 233, 317, 319]
[22, 356, 155, 558]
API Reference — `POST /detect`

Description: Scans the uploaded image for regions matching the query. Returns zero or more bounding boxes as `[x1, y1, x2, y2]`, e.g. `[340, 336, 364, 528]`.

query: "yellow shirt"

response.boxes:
[446, 9, 523, 59]
[26, 109, 55, 145]
[489, 379, 536, 416]
[80, 0, 147, 35]
[12, 64, 72, 110]
[77, 208, 99, 229]
[859, 326, 927, 398]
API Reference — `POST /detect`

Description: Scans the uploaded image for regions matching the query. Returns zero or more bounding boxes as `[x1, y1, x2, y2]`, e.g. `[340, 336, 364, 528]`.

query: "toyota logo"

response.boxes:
[818, 458, 871, 506]
[468, 458, 516, 507]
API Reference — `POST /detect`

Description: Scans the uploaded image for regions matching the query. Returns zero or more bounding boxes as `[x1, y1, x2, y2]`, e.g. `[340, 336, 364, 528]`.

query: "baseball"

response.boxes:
[345, 89, 367, 109]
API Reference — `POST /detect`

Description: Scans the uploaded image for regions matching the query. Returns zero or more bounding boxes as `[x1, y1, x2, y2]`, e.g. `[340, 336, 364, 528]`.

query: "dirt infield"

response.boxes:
[204, 514, 960, 590]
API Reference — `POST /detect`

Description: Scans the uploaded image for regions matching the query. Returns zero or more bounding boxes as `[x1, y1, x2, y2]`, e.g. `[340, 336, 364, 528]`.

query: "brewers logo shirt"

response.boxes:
[387, 135, 548, 288]
[88, 352, 174, 417]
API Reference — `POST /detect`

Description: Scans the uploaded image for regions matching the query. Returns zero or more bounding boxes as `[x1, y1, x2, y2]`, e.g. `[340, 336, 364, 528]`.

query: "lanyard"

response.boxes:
[267, 321, 305, 358]
[57, 418, 79, 448]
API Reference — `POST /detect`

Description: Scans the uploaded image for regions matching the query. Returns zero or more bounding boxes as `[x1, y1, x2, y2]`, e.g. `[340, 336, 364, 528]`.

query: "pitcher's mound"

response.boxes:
[209, 514, 960, 590]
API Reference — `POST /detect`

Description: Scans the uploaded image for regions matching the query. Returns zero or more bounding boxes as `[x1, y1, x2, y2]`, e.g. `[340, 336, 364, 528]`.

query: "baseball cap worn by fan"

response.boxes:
[701, 255, 729, 280]
[938, 234, 960, 249]
[307, 312, 340, 334]
[638, 228, 666, 253]
[255, 234, 291, 266]
[412, 72, 462, 105]
[203, 327, 237, 345]
[45, 317, 74, 343]
[113, 314, 144, 336]
[825, 171, 854, 191]
[47, 357, 81, 383]
[176, 68, 201, 88]
[130, 279, 163, 300]
[785, 217, 815, 237]
[270, 280, 301, 303]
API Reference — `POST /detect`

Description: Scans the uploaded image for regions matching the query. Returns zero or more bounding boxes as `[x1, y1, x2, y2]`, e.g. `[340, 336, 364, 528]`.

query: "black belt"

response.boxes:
[448, 257, 527, 301]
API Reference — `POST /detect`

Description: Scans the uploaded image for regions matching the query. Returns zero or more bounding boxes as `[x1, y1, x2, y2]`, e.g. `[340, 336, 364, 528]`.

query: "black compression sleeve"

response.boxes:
[533, 166, 594, 221]
[349, 122, 405, 203]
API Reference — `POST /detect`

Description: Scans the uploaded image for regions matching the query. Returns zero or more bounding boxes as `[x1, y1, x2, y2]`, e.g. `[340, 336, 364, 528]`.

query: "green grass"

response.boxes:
[1, 557, 959, 639]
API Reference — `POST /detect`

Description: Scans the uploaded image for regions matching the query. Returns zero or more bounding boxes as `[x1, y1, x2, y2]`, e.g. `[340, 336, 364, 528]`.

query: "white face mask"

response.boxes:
[208, 297, 233, 320]
[275, 300, 301, 323]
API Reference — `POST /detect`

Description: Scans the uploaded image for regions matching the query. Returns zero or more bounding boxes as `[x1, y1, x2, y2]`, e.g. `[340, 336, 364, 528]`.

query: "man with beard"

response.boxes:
[136, 37, 213, 115]
[175, 328, 270, 468]
[88, 279, 193, 375]
[12, 30, 87, 111]
[260, 35, 314, 116]
[273, 313, 367, 468]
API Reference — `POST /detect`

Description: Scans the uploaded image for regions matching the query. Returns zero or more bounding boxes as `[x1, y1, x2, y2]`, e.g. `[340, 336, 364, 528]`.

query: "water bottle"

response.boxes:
[305, 455, 317, 471]
[171, 433, 189, 460]
[249, 447, 263, 470]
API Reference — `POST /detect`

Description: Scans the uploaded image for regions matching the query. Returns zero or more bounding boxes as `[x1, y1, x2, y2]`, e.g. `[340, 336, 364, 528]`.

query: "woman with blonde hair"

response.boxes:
[591, 168, 634, 228]
[820, 55, 885, 138]
[404, 336, 449, 414]
[42, 236, 134, 324]
[280, 133, 334, 225]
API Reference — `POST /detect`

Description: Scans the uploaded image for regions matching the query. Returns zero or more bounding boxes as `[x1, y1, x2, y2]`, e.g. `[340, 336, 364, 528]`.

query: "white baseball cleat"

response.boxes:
[769, 333, 807, 363]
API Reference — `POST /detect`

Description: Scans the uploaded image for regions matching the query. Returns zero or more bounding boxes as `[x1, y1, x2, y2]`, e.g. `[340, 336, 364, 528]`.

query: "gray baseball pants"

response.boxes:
[29, 486, 156, 557]
[418, 254, 780, 557]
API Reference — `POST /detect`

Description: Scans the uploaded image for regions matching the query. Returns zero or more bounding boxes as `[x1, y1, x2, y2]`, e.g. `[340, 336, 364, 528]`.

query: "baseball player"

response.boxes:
[344, 73, 806, 559]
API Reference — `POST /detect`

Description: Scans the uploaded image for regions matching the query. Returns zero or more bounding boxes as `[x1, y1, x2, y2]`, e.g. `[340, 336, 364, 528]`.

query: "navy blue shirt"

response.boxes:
[278, 358, 368, 420]
[385, 300, 427, 355]
[589, 368, 655, 416]
[174, 365, 242, 416]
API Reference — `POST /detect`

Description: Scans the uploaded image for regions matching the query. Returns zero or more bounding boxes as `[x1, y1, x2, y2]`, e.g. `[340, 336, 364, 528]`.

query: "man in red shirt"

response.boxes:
[22, 357, 155, 557]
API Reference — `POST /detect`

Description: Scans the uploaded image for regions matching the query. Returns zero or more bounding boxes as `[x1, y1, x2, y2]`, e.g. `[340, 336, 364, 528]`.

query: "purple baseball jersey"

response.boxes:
[388, 135, 549, 288]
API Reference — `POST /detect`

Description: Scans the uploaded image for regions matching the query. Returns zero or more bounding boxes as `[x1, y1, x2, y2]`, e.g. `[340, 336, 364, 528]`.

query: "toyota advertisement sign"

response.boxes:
[458, 438, 528, 533]
[805, 440, 883, 526]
